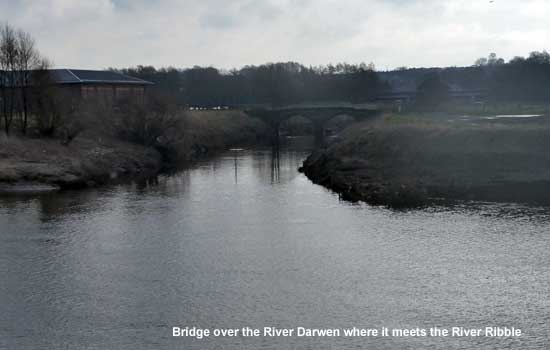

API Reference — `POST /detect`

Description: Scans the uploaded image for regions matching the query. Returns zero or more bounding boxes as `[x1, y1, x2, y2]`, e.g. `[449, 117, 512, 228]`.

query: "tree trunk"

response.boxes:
[21, 87, 29, 135]
[1, 88, 9, 136]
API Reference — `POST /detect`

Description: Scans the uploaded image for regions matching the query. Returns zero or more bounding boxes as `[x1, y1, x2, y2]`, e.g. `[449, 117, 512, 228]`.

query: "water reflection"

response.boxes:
[134, 175, 160, 192]
[1, 140, 550, 349]
[271, 146, 280, 183]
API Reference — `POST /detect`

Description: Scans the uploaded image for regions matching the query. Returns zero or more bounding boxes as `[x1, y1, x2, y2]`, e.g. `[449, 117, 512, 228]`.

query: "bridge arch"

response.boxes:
[279, 114, 315, 137]
[322, 113, 356, 137]
[244, 106, 380, 147]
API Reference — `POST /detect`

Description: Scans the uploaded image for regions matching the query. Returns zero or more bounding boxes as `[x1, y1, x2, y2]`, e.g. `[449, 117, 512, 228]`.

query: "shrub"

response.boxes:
[112, 97, 184, 152]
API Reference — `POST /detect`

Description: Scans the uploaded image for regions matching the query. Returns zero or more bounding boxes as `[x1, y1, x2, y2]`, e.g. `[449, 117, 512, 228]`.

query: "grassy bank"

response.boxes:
[174, 110, 268, 162]
[0, 110, 267, 190]
[0, 135, 163, 189]
[301, 113, 550, 207]
[418, 102, 550, 116]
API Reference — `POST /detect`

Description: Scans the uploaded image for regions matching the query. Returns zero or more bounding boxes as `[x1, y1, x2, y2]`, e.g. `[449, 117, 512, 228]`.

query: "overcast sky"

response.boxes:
[0, 0, 548, 70]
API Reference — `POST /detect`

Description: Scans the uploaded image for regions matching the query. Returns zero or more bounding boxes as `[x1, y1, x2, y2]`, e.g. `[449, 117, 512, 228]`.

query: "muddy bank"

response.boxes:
[300, 120, 550, 207]
[0, 136, 163, 190]
[0, 110, 267, 191]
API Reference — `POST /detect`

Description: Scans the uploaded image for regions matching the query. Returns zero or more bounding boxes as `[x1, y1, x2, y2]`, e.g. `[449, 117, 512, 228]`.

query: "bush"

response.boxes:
[112, 97, 184, 152]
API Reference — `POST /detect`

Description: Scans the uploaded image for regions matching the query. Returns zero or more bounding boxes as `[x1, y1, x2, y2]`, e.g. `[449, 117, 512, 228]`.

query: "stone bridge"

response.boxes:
[243, 105, 381, 146]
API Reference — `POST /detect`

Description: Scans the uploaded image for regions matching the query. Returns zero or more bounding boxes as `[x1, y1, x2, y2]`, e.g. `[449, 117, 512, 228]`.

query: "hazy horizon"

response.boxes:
[1, 0, 549, 70]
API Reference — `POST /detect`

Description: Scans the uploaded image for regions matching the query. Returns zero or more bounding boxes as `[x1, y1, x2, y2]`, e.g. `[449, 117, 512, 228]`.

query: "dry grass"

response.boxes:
[0, 108, 267, 186]
[174, 110, 268, 160]
[0, 133, 162, 187]
[313, 114, 550, 204]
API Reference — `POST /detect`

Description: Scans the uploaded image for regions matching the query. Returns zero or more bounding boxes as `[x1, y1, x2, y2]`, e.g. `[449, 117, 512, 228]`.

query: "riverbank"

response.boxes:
[0, 110, 267, 191]
[174, 110, 268, 162]
[0, 135, 163, 190]
[300, 114, 550, 207]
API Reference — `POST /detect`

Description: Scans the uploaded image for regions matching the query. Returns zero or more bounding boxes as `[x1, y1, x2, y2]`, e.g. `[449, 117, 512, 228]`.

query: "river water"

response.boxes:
[1, 141, 550, 349]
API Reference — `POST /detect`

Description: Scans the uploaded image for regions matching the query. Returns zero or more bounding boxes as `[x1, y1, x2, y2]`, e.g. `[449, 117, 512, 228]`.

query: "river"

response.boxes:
[1, 140, 550, 349]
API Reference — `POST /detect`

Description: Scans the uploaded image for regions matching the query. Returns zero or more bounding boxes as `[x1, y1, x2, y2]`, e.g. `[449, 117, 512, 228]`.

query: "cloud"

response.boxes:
[0, 0, 548, 69]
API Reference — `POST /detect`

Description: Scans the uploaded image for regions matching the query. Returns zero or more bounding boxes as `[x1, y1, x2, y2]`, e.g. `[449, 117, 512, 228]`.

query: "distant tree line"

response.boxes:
[114, 62, 386, 108]
[486, 51, 550, 102]
[116, 51, 550, 109]
[385, 52, 550, 105]
[6, 20, 550, 143]
[439, 51, 550, 103]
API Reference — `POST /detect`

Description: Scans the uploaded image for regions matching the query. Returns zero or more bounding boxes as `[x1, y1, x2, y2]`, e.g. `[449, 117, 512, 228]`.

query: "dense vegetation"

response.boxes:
[116, 51, 550, 109]
[115, 62, 385, 108]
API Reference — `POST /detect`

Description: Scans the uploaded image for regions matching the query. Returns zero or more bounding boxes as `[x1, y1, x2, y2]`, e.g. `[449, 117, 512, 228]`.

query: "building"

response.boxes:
[1, 68, 153, 104]
[46, 69, 154, 104]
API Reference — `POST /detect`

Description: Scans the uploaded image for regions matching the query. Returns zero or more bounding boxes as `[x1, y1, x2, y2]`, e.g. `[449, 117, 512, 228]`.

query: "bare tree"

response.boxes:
[32, 58, 65, 137]
[114, 96, 182, 148]
[16, 29, 41, 135]
[0, 24, 18, 135]
[1, 23, 49, 136]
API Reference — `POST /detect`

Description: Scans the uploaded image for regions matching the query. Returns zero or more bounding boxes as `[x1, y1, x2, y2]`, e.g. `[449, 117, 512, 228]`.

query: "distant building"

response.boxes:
[47, 69, 154, 104]
[1, 68, 153, 105]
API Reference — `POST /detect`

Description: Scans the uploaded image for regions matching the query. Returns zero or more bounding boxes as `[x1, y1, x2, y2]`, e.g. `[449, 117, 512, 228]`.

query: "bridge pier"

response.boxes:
[243, 106, 380, 149]
[272, 123, 281, 149]
[271, 145, 280, 183]
[313, 123, 326, 147]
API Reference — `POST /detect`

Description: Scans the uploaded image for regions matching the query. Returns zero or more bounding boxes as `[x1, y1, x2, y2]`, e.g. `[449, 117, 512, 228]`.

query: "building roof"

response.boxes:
[48, 69, 154, 85]
[0, 69, 154, 86]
